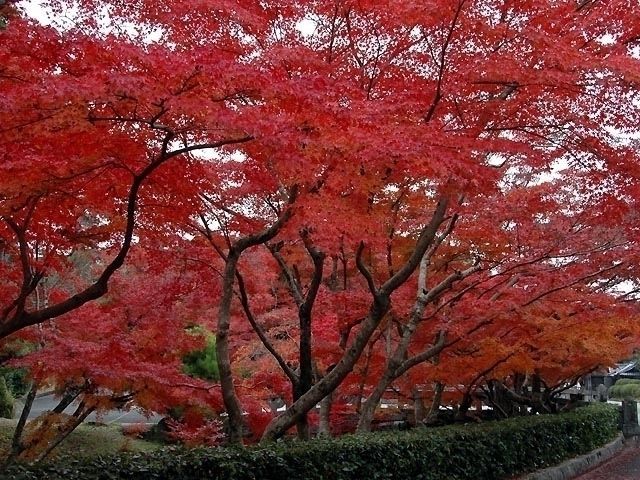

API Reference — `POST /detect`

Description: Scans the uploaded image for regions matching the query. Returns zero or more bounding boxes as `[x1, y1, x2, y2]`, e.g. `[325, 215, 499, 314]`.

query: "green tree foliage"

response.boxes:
[183, 333, 220, 382]
[0, 376, 14, 419]
[0, 0, 17, 29]
[609, 379, 640, 400]
[0, 367, 28, 397]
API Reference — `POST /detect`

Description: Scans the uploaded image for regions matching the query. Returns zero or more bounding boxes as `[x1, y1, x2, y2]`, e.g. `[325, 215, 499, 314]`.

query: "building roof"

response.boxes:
[610, 361, 640, 376]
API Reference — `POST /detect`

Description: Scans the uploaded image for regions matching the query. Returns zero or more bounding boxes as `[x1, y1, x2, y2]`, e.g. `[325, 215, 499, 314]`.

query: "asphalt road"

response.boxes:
[14, 393, 163, 425]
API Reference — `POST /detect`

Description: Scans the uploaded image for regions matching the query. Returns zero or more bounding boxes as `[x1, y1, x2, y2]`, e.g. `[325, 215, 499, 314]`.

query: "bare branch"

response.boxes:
[0, 135, 254, 338]
[423, 0, 467, 122]
[236, 270, 298, 385]
[380, 196, 449, 296]
[356, 242, 378, 298]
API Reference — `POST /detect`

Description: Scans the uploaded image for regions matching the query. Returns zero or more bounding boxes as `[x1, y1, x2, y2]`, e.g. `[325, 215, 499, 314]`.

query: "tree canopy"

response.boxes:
[1, 0, 640, 453]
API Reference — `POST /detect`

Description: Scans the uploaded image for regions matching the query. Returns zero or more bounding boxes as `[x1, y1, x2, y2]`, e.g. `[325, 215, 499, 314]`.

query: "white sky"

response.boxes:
[20, 0, 66, 27]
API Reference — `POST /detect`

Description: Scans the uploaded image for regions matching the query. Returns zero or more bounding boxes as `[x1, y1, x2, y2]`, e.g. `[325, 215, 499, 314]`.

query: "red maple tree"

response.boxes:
[1, 0, 640, 450]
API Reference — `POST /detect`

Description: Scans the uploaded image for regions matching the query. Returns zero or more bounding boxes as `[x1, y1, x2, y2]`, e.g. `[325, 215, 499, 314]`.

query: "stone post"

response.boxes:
[622, 400, 640, 438]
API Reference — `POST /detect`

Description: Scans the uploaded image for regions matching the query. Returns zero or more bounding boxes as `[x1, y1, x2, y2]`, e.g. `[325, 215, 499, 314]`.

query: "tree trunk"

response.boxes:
[354, 213, 473, 433]
[260, 197, 448, 442]
[425, 382, 444, 425]
[295, 415, 310, 440]
[213, 189, 298, 445]
[456, 390, 474, 422]
[34, 405, 95, 463]
[295, 308, 313, 440]
[261, 297, 391, 441]
[293, 378, 311, 440]
[357, 331, 447, 432]
[354, 344, 374, 414]
[216, 251, 246, 445]
[413, 387, 425, 426]
[4, 383, 37, 467]
[317, 391, 333, 437]
[356, 369, 395, 432]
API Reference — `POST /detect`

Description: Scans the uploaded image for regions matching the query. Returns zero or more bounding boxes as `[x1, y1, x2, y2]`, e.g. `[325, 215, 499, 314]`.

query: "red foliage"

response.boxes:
[2, 0, 640, 447]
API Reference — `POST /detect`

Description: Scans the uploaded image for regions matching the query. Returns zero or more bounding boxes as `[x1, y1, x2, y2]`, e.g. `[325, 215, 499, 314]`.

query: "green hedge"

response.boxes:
[609, 379, 640, 400]
[4, 404, 619, 480]
[612, 378, 640, 386]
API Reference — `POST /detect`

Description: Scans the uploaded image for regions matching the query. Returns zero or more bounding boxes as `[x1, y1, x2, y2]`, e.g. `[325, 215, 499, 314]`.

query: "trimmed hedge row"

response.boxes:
[4, 404, 619, 480]
[609, 379, 640, 400]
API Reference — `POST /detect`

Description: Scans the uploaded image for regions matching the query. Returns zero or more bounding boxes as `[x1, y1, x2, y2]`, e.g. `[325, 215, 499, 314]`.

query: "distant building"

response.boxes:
[583, 361, 640, 400]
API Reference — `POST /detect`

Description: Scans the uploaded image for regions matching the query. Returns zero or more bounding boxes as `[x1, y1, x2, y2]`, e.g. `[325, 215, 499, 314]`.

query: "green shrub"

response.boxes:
[3, 404, 619, 480]
[612, 378, 640, 386]
[609, 378, 640, 399]
[0, 367, 30, 397]
[183, 333, 220, 382]
[0, 376, 14, 419]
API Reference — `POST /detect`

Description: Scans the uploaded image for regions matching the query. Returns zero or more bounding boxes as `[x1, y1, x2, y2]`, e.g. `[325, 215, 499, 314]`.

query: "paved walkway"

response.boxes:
[574, 443, 640, 480]
[14, 393, 162, 424]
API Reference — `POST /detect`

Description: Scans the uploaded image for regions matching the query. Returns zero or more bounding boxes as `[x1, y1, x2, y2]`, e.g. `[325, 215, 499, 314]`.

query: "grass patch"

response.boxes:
[0, 418, 161, 461]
